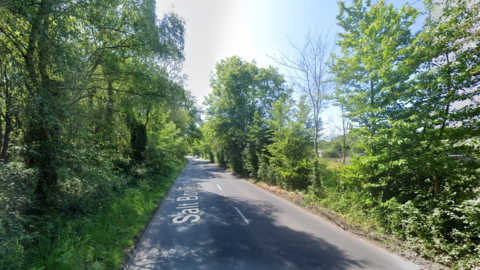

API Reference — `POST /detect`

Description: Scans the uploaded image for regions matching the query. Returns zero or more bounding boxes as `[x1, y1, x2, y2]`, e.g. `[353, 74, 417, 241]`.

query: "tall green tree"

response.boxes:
[393, 1, 480, 263]
[270, 31, 335, 187]
[404, 0, 480, 199]
[264, 95, 313, 190]
[204, 56, 289, 174]
[331, 0, 419, 155]
[330, 1, 480, 264]
[0, 0, 186, 204]
[331, 0, 420, 198]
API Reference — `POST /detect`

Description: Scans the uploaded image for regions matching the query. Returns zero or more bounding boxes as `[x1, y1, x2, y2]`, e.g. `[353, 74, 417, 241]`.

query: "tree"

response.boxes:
[1, 1, 193, 267]
[333, 0, 479, 201]
[0, 0, 186, 204]
[329, 2, 480, 263]
[405, 0, 480, 200]
[331, 0, 419, 156]
[0, 47, 22, 163]
[270, 30, 335, 186]
[336, 103, 351, 165]
[265, 95, 313, 190]
[204, 56, 289, 174]
[331, 0, 419, 199]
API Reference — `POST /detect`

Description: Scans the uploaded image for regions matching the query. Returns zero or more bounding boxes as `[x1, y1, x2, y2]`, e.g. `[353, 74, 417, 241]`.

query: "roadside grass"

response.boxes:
[305, 159, 388, 234]
[26, 159, 186, 270]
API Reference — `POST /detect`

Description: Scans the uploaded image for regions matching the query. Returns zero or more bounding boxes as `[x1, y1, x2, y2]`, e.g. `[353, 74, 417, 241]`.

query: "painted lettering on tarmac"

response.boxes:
[172, 183, 201, 224]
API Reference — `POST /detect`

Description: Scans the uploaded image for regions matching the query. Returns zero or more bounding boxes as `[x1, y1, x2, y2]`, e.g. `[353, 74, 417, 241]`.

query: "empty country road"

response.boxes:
[127, 157, 419, 270]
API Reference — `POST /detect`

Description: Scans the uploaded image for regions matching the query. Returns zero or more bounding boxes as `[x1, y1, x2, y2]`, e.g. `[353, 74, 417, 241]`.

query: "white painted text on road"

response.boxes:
[172, 183, 201, 224]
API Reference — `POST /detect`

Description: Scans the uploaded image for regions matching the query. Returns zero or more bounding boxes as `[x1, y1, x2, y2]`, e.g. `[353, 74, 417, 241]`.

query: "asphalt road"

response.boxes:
[127, 157, 419, 270]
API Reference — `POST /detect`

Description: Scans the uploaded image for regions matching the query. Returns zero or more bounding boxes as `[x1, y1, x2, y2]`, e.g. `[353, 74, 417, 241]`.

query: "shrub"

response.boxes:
[400, 192, 480, 268]
[322, 149, 340, 158]
[0, 162, 37, 269]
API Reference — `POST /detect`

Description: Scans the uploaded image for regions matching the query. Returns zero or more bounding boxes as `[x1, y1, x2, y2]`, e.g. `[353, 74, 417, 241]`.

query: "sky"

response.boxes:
[156, 0, 426, 137]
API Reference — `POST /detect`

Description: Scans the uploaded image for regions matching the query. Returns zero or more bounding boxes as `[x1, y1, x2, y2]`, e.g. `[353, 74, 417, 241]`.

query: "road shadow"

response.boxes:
[194, 159, 244, 180]
[203, 194, 370, 269]
[128, 158, 389, 270]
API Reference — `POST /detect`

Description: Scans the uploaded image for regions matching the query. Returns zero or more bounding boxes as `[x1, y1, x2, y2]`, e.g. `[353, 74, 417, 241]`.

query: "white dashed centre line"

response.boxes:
[217, 184, 222, 190]
[235, 207, 249, 224]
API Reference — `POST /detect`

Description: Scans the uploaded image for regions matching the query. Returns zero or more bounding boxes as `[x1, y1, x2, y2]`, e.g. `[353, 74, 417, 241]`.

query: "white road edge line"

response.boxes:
[217, 184, 222, 190]
[235, 207, 249, 224]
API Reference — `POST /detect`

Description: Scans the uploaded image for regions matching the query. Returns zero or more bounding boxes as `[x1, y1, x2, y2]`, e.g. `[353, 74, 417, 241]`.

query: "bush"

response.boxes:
[400, 192, 480, 268]
[0, 162, 37, 269]
[257, 155, 278, 185]
[322, 149, 340, 158]
[22, 159, 186, 270]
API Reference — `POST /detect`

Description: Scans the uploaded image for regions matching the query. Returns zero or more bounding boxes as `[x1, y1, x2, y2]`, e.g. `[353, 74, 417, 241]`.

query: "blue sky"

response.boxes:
[156, 0, 426, 137]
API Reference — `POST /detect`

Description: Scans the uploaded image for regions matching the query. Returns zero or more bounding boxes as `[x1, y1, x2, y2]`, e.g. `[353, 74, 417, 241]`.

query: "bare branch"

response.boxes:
[268, 29, 336, 157]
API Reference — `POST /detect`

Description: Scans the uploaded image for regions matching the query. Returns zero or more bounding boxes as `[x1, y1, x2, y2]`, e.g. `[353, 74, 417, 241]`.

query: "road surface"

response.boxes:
[127, 157, 419, 270]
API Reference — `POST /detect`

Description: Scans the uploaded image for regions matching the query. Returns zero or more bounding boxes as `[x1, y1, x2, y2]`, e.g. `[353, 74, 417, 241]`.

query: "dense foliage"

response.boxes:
[0, 1, 198, 268]
[2, 0, 477, 268]
[195, 56, 319, 189]
[197, 0, 479, 268]
[332, 0, 480, 267]
[200, 56, 290, 173]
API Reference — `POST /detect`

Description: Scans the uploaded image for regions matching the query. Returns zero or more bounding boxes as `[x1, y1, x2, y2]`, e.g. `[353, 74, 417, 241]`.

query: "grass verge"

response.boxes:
[26, 159, 186, 270]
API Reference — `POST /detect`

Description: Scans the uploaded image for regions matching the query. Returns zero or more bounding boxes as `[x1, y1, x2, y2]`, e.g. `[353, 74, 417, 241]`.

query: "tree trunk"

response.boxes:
[127, 111, 147, 164]
[0, 70, 4, 155]
[0, 112, 12, 162]
[313, 107, 319, 188]
[24, 0, 60, 205]
[106, 80, 114, 125]
[370, 79, 376, 155]
[314, 108, 318, 155]
[342, 106, 347, 165]
[1, 69, 12, 162]
[0, 113, 3, 156]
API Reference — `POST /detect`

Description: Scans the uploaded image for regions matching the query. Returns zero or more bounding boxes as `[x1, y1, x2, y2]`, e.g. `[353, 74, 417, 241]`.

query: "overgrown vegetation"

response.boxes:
[0, 1, 199, 269]
[195, 0, 479, 268]
[17, 160, 184, 270]
[2, 0, 478, 268]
